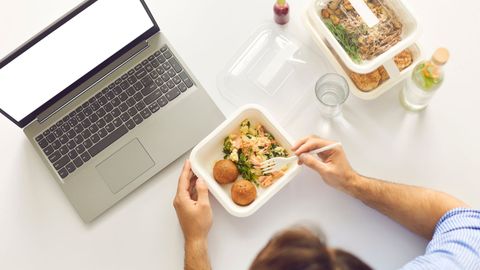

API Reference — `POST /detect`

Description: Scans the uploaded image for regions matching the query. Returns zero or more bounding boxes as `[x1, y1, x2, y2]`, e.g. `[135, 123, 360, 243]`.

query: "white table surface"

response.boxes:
[1, 0, 479, 269]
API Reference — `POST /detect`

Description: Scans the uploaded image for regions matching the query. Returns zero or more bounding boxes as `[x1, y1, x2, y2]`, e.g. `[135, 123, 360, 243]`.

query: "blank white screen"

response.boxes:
[0, 0, 154, 122]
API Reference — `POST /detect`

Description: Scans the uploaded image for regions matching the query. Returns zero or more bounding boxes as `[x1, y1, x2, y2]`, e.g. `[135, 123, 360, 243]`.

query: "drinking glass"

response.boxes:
[315, 73, 349, 118]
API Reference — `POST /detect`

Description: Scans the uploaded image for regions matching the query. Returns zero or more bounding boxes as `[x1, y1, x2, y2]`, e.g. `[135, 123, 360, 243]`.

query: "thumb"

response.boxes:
[300, 154, 328, 174]
[195, 178, 210, 205]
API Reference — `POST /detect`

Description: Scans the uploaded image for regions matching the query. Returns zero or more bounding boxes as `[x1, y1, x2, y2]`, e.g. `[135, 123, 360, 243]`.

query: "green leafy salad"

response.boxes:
[222, 119, 288, 187]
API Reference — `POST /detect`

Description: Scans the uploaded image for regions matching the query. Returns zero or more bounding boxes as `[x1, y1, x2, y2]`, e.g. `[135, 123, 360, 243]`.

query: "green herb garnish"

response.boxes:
[324, 19, 361, 63]
[237, 151, 259, 186]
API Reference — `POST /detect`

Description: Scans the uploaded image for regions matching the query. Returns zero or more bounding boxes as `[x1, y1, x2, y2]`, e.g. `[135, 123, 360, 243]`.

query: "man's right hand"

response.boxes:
[292, 135, 358, 191]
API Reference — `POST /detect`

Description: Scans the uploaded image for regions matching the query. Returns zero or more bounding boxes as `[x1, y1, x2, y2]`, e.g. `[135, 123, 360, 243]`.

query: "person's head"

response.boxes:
[250, 226, 372, 270]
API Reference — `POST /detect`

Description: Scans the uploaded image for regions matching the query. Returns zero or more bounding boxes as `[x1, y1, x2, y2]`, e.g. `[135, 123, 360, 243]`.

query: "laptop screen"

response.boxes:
[0, 0, 156, 126]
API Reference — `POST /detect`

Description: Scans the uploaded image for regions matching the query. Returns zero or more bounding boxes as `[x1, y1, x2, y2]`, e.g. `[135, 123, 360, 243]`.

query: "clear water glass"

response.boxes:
[315, 73, 349, 118]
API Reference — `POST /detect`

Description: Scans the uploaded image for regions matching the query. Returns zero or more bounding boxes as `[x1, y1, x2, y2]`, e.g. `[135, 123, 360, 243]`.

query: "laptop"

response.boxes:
[0, 0, 224, 222]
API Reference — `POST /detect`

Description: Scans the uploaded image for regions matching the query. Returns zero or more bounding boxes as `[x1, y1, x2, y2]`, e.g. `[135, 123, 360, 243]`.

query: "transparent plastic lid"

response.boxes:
[217, 24, 330, 125]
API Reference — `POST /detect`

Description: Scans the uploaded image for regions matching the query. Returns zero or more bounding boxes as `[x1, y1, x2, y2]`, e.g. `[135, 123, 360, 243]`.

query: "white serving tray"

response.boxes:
[190, 104, 301, 217]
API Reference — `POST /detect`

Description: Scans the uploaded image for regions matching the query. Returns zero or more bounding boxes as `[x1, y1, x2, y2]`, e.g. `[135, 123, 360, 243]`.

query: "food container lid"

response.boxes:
[308, 0, 420, 73]
[217, 24, 331, 125]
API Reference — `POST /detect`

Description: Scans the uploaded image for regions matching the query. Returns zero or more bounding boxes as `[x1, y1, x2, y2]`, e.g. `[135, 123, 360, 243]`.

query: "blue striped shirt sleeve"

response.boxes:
[400, 208, 480, 270]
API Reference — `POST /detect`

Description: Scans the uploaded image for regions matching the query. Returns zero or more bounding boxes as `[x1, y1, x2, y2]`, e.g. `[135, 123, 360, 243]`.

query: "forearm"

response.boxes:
[344, 174, 469, 239]
[184, 239, 211, 270]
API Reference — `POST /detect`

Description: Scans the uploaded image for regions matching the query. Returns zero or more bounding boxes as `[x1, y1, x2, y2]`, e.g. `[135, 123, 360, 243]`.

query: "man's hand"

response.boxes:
[292, 135, 357, 191]
[173, 160, 212, 242]
[173, 160, 212, 270]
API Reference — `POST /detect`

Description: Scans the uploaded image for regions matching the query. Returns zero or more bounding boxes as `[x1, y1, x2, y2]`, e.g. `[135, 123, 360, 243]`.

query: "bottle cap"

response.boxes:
[432, 48, 449, 66]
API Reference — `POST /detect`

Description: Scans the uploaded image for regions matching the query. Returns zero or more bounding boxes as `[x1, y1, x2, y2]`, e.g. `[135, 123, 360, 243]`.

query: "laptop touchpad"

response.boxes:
[96, 139, 154, 194]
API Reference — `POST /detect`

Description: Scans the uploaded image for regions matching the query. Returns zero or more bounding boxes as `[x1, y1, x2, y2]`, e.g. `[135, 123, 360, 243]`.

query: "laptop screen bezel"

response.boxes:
[0, 0, 159, 128]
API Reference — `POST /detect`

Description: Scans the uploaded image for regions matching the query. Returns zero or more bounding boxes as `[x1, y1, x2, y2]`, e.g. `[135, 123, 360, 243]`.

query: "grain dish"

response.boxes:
[320, 0, 403, 63]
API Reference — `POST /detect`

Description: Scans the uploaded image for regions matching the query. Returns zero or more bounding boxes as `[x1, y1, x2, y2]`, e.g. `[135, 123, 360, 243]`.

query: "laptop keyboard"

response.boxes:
[34, 45, 194, 180]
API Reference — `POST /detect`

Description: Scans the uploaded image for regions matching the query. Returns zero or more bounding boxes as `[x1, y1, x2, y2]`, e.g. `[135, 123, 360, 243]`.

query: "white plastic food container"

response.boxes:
[190, 104, 301, 217]
[307, 0, 420, 74]
[304, 0, 422, 100]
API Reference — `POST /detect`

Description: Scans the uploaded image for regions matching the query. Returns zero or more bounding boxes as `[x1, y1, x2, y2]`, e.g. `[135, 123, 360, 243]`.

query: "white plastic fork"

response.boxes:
[260, 142, 342, 174]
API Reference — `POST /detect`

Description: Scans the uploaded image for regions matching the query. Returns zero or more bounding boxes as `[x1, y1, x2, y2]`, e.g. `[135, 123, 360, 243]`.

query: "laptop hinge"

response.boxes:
[37, 40, 150, 124]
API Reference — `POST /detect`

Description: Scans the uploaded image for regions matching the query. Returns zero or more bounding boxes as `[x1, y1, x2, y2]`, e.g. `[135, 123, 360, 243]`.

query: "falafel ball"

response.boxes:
[213, 160, 239, 184]
[231, 179, 257, 206]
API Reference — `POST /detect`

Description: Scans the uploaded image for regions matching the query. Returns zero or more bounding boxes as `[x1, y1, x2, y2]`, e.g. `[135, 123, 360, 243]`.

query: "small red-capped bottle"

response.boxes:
[274, 0, 289, 25]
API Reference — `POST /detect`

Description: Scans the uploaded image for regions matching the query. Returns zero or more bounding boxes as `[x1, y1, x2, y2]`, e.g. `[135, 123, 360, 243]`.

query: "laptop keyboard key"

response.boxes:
[178, 82, 187, 92]
[135, 68, 147, 79]
[51, 140, 61, 149]
[165, 88, 181, 101]
[125, 119, 136, 130]
[98, 96, 108, 106]
[120, 112, 130, 122]
[35, 135, 44, 142]
[38, 138, 48, 148]
[46, 133, 56, 143]
[91, 133, 101, 144]
[163, 50, 173, 59]
[104, 122, 114, 132]
[96, 119, 106, 128]
[81, 129, 91, 139]
[157, 96, 168, 107]
[149, 102, 160, 113]
[104, 102, 114, 112]
[113, 118, 122, 128]
[119, 81, 129, 91]
[133, 82, 143, 92]
[65, 162, 76, 173]
[80, 151, 91, 162]
[88, 125, 128, 157]
[88, 113, 99, 123]
[133, 114, 143, 125]
[68, 150, 78, 160]
[119, 92, 128, 102]
[140, 108, 151, 119]
[59, 135, 69, 144]
[156, 54, 166, 63]
[43, 145, 54, 156]
[75, 144, 86, 154]
[48, 151, 61, 163]
[126, 97, 136, 107]
[160, 84, 169, 93]
[58, 168, 69, 179]
[76, 112, 86, 121]
[141, 83, 156, 96]
[111, 108, 121, 118]
[88, 124, 99, 134]
[144, 89, 162, 104]
[66, 129, 75, 139]
[133, 92, 143, 102]
[167, 80, 175, 89]
[167, 69, 176, 78]
[53, 156, 70, 170]
[151, 59, 160, 68]
[59, 145, 69, 155]
[111, 97, 121, 107]
[135, 101, 146, 111]
[98, 128, 108, 138]
[67, 140, 76, 150]
[83, 138, 93, 149]
[169, 58, 183, 73]
[73, 157, 83, 168]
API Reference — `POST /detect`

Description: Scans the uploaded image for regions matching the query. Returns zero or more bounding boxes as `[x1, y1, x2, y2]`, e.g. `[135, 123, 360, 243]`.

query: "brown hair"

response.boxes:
[250, 227, 372, 270]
